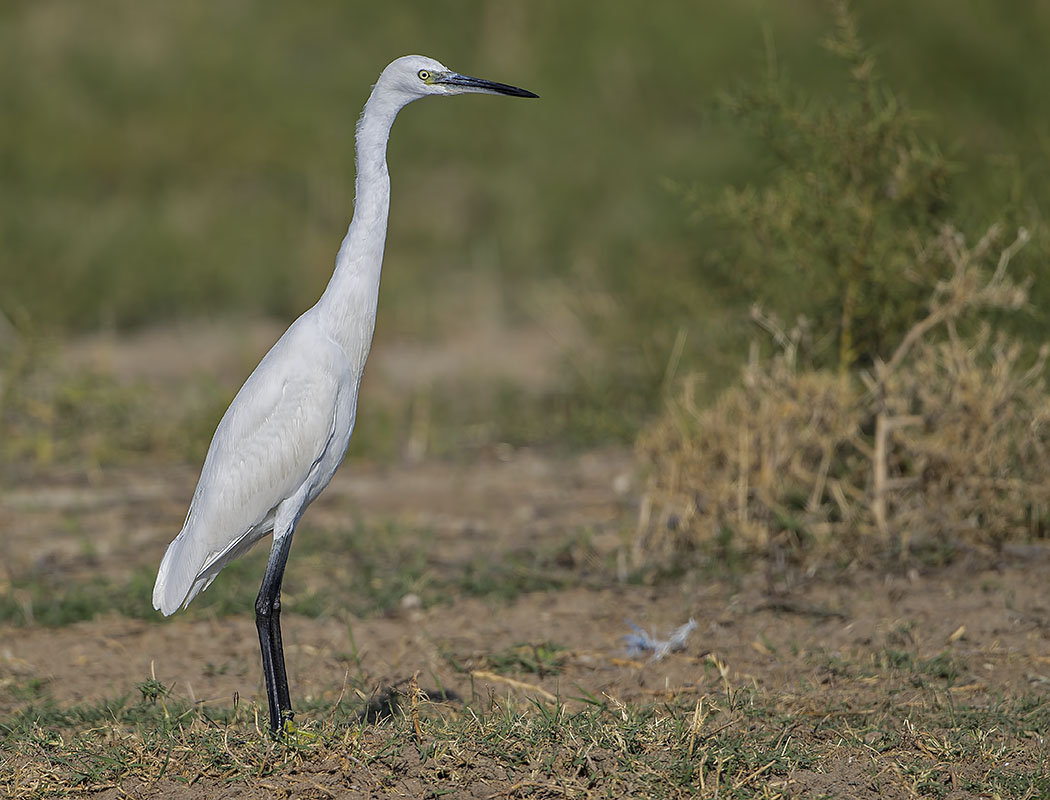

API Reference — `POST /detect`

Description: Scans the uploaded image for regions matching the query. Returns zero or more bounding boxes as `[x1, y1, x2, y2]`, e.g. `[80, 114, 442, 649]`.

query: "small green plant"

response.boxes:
[136, 678, 170, 704]
[478, 642, 567, 677]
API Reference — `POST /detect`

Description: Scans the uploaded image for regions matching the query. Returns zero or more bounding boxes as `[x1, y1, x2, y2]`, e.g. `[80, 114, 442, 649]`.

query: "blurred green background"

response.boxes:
[2, 0, 1049, 461]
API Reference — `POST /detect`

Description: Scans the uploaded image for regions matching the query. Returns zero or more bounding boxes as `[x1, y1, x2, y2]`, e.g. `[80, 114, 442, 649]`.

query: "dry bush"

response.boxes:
[636, 226, 1050, 566]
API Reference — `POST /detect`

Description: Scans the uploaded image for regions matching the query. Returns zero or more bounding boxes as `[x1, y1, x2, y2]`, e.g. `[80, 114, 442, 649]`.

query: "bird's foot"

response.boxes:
[280, 710, 296, 735]
[278, 712, 319, 743]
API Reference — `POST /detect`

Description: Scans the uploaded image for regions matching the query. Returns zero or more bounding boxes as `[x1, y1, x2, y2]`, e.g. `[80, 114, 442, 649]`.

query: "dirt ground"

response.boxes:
[4, 447, 1050, 798]
[4, 324, 1050, 797]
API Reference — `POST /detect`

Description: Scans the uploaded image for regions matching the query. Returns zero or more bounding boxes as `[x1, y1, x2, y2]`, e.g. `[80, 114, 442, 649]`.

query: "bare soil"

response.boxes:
[4, 450, 1050, 798]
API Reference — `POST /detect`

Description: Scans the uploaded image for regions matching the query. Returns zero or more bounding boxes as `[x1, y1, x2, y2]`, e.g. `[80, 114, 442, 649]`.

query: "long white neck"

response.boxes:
[315, 85, 406, 368]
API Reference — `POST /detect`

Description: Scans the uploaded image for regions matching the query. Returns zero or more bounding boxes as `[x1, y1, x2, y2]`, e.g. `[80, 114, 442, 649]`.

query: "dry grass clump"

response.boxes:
[636, 226, 1050, 566]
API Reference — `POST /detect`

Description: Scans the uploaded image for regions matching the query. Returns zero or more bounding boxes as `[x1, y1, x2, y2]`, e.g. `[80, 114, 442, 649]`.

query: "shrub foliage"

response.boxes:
[709, 2, 954, 371]
[638, 226, 1047, 564]
[637, 5, 1048, 566]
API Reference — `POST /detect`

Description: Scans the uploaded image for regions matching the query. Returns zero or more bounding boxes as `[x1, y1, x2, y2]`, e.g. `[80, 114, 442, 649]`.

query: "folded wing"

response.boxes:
[153, 346, 347, 615]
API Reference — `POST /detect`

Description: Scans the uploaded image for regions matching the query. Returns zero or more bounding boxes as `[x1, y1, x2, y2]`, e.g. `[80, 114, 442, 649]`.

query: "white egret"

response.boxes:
[152, 55, 537, 735]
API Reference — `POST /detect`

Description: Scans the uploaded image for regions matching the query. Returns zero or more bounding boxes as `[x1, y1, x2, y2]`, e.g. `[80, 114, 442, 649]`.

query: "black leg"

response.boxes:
[255, 531, 295, 736]
[269, 592, 292, 716]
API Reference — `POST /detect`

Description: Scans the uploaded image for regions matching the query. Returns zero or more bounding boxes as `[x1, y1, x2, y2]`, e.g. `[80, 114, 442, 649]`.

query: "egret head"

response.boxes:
[376, 55, 538, 103]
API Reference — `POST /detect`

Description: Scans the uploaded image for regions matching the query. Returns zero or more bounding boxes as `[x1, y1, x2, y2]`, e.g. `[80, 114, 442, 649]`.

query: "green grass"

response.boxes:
[455, 641, 567, 678]
[3, 669, 1047, 798]
[5, 1, 1047, 330]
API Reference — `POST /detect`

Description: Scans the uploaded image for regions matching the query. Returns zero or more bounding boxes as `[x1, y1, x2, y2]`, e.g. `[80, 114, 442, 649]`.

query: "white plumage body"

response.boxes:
[152, 314, 361, 614]
[149, 54, 536, 734]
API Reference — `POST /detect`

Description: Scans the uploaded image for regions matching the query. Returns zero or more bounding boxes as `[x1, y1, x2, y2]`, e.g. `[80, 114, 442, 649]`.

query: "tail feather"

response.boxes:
[153, 531, 200, 616]
[154, 517, 273, 616]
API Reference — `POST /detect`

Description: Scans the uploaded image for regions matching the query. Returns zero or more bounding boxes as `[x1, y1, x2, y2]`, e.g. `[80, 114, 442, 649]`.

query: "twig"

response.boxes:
[470, 670, 558, 703]
[872, 413, 923, 548]
[880, 226, 1029, 379]
[752, 600, 849, 620]
[409, 672, 423, 747]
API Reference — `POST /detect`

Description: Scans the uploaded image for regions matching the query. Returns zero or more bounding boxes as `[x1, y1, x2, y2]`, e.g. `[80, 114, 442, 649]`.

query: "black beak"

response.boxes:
[436, 72, 539, 98]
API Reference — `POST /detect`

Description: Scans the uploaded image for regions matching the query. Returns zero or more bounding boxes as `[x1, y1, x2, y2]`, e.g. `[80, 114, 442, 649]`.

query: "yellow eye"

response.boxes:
[417, 69, 430, 82]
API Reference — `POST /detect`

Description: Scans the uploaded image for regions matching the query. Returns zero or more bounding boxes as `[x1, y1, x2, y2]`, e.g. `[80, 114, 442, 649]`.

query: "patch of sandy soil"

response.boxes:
[0, 447, 632, 586]
[59, 309, 578, 395]
[8, 553, 1050, 715]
